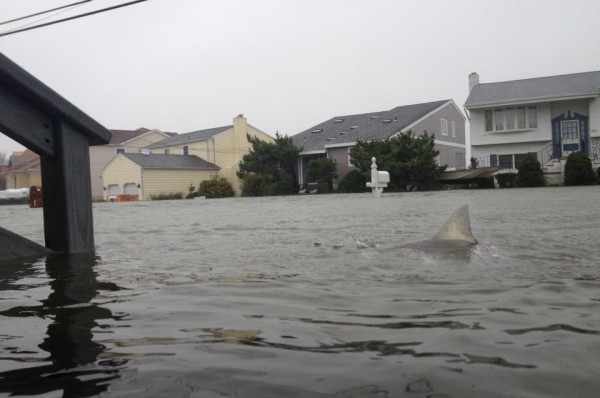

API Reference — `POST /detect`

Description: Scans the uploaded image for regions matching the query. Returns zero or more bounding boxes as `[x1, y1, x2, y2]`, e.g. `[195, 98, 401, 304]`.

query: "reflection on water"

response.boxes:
[0, 254, 122, 397]
[1, 188, 600, 397]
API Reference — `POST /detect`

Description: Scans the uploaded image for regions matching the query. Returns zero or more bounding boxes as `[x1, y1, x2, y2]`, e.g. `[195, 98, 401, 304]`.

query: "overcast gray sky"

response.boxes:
[1, 0, 599, 157]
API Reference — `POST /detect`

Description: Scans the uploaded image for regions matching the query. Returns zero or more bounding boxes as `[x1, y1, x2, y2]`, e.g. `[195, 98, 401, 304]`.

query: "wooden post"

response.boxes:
[0, 52, 111, 258]
[41, 121, 95, 252]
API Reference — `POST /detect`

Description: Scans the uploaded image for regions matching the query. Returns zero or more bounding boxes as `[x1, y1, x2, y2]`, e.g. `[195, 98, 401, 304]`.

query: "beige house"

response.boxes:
[146, 114, 274, 195]
[89, 128, 173, 200]
[101, 153, 219, 201]
[3, 149, 41, 189]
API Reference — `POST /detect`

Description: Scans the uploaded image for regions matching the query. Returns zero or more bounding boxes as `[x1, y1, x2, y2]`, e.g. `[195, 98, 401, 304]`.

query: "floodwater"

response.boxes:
[1, 187, 599, 397]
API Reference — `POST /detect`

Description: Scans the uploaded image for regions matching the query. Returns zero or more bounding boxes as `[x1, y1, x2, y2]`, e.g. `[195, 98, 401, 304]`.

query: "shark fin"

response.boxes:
[432, 205, 477, 244]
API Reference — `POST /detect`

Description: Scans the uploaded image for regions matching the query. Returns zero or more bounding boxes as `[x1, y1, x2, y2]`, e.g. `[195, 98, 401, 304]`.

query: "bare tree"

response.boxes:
[0, 151, 6, 166]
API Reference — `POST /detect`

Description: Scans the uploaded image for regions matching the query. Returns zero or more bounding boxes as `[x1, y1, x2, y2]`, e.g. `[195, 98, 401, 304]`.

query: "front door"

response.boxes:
[561, 120, 580, 156]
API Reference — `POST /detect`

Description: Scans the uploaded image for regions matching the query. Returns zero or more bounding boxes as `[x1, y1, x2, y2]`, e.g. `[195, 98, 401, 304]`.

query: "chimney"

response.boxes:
[469, 72, 480, 92]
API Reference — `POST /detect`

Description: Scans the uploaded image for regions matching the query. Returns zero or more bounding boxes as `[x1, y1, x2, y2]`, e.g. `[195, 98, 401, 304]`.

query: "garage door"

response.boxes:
[107, 184, 120, 196]
[123, 183, 139, 195]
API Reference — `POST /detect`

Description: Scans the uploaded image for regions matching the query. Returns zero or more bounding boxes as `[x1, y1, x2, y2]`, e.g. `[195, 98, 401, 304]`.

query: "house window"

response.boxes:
[528, 106, 537, 128]
[561, 120, 579, 139]
[347, 147, 355, 167]
[116, 148, 125, 154]
[164, 149, 170, 154]
[183, 145, 189, 155]
[516, 107, 526, 129]
[441, 119, 448, 136]
[505, 108, 515, 130]
[451, 121, 456, 137]
[490, 154, 498, 167]
[485, 110, 493, 132]
[514, 153, 528, 168]
[495, 109, 504, 131]
[498, 154, 513, 169]
[485, 105, 537, 132]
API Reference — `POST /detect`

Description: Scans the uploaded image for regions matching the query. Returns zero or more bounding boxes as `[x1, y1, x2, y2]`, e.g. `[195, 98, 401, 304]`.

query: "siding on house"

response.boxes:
[403, 101, 466, 169]
[327, 146, 355, 186]
[142, 169, 215, 200]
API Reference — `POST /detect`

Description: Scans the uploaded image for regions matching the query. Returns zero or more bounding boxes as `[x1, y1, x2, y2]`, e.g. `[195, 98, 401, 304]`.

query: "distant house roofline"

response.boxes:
[465, 70, 600, 109]
[292, 99, 455, 152]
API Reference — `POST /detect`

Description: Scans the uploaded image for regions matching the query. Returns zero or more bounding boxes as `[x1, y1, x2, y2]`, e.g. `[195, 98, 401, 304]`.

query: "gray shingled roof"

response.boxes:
[148, 125, 232, 148]
[292, 100, 450, 152]
[122, 153, 219, 170]
[465, 70, 600, 108]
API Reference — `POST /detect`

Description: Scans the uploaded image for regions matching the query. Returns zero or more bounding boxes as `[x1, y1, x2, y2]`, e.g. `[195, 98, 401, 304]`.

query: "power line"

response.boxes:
[1, 2, 92, 36]
[0, 0, 148, 38]
[0, 0, 93, 26]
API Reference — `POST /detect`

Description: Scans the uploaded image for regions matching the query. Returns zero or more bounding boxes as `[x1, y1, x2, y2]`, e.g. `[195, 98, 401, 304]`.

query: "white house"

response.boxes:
[465, 71, 600, 182]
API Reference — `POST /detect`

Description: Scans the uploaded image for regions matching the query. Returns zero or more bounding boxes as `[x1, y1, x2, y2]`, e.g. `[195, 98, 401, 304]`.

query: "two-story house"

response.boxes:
[144, 114, 273, 196]
[291, 100, 467, 189]
[465, 71, 600, 183]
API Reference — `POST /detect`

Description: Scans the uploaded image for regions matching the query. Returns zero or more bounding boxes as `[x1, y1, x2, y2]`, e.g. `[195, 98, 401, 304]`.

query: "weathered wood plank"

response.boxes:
[0, 226, 53, 261]
[0, 84, 55, 156]
[41, 120, 95, 253]
[0, 52, 111, 146]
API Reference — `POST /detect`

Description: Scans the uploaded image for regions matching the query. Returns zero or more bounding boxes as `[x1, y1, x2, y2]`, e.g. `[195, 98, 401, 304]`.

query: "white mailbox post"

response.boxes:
[366, 157, 389, 197]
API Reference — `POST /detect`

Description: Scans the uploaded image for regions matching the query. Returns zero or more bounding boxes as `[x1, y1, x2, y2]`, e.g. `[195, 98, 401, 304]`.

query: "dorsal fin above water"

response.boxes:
[432, 205, 477, 244]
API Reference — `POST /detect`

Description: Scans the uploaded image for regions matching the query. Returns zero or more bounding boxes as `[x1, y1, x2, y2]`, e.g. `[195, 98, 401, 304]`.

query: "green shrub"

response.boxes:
[241, 173, 271, 197]
[150, 192, 184, 200]
[337, 170, 367, 193]
[495, 173, 517, 188]
[517, 154, 546, 187]
[564, 152, 596, 186]
[263, 180, 295, 196]
[199, 176, 235, 198]
[185, 183, 197, 199]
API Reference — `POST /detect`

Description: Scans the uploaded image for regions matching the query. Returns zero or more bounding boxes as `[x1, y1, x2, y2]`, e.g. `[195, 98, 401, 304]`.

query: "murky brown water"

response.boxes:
[1, 187, 599, 397]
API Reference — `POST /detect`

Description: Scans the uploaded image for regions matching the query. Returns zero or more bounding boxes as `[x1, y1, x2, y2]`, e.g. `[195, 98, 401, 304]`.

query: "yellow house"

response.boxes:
[89, 128, 173, 200]
[101, 153, 220, 201]
[146, 114, 274, 196]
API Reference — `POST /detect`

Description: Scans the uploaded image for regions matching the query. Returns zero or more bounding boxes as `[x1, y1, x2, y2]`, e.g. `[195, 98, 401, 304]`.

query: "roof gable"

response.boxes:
[149, 125, 232, 148]
[292, 100, 450, 152]
[108, 128, 151, 144]
[465, 70, 600, 108]
[121, 153, 219, 170]
[5, 154, 41, 172]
